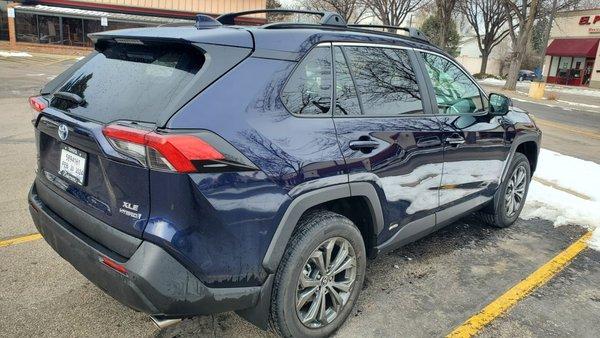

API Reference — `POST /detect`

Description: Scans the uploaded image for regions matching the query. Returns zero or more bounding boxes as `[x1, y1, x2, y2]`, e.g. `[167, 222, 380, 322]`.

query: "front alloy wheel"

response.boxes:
[505, 165, 527, 218]
[296, 237, 357, 328]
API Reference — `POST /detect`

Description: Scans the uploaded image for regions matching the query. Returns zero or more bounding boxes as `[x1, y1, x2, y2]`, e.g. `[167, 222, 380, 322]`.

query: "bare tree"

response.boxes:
[302, 0, 368, 24]
[434, 0, 458, 50]
[459, 0, 510, 74]
[502, 0, 541, 91]
[364, 0, 426, 27]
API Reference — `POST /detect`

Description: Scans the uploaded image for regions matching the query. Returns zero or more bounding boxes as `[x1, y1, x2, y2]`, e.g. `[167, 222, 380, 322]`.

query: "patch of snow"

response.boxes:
[76, 56, 84, 61]
[521, 149, 600, 250]
[556, 100, 600, 110]
[479, 78, 506, 86]
[0, 50, 32, 57]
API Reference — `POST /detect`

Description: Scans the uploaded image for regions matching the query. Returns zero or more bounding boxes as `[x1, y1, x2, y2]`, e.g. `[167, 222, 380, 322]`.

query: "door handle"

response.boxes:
[349, 140, 379, 152]
[445, 134, 465, 145]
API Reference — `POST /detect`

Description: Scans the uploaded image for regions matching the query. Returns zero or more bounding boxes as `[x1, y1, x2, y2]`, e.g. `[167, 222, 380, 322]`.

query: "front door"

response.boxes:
[417, 52, 510, 226]
[583, 60, 594, 86]
[331, 44, 444, 245]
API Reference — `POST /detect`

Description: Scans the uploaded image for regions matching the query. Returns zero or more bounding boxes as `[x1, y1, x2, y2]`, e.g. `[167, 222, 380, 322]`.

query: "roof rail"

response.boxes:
[216, 9, 346, 27]
[348, 24, 429, 43]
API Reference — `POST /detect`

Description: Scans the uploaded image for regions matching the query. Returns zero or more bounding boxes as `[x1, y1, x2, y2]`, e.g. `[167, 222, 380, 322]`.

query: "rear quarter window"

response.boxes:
[50, 42, 204, 124]
[280, 46, 332, 116]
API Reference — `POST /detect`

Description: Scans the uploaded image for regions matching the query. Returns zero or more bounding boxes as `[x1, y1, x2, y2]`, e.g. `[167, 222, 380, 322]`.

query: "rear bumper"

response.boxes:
[28, 182, 262, 317]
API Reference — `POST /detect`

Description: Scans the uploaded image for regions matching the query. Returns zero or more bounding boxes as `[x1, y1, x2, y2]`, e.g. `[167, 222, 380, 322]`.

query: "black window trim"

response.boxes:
[415, 49, 489, 116]
[332, 45, 365, 117]
[330, 42, 434, 119]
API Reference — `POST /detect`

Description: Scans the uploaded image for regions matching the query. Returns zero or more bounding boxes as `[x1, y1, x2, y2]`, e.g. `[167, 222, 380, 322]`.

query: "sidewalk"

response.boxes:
[479, 78, 600, 98]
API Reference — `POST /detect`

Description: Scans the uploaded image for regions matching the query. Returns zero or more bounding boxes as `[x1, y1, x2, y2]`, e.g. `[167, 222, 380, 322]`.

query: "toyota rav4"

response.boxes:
[28, 10, 541, 337]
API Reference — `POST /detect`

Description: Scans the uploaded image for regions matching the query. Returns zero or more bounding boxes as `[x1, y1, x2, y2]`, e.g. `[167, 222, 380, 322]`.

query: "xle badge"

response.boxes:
[119, 201, 141, 220]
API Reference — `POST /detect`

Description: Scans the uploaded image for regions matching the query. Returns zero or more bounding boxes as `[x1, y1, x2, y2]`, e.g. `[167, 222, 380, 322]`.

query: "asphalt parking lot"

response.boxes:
[1, 52, 599, 337]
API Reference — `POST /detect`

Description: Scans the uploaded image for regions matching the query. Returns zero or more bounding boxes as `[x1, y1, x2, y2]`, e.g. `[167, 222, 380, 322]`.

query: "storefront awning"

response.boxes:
[546, 38, 599, 57]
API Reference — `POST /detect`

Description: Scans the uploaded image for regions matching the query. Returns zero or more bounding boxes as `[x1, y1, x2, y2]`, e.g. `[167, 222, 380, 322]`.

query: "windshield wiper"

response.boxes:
[54, 91, 85, 106]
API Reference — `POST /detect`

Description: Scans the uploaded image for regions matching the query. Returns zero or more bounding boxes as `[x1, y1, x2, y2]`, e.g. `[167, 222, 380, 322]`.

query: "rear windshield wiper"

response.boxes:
[54, 91, 86, 106]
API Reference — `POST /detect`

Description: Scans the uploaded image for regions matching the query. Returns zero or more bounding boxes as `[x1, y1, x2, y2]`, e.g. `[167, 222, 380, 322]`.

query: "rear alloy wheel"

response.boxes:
[296, 237, 357, 328]
[270, 211, 366, 337]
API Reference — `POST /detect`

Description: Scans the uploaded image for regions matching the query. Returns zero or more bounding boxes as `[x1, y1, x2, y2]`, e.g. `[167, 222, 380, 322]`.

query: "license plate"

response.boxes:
[59, 145, 87, 185]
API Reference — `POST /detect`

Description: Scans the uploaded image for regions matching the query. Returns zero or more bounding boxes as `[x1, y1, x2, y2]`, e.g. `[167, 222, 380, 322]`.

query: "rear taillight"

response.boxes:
[102, 124, 255, 173]
[29, 96, 47, 125]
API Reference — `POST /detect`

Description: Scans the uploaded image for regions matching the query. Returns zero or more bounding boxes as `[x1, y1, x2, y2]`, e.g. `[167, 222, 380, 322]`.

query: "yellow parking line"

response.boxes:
[535, 119, 600, 140]
[447, 231, 593, 338]
[0, 233, 42, 248]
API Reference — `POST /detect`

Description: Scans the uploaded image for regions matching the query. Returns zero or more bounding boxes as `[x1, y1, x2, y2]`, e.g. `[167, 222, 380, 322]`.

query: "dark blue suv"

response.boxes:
[28, 10, 541, 337]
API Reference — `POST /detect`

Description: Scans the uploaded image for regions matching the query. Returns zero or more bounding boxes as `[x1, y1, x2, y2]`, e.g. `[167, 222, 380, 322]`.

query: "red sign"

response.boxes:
[579, 15, 600, 25]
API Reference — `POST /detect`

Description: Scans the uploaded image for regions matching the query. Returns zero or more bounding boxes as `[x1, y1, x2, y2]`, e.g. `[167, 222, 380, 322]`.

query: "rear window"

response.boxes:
[50, 42, 204, 124]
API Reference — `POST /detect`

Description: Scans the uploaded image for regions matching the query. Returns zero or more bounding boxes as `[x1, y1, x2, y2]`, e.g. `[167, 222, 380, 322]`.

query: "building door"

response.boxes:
[583, 59, 595, 87]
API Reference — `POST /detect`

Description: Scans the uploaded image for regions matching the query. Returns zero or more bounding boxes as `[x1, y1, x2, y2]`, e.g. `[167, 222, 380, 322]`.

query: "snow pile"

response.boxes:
[521, 149, 600, 250]
[0, 50, 32, 57]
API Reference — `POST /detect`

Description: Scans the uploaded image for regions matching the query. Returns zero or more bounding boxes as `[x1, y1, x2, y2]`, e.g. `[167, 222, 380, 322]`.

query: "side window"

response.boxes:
[343, 46, 424, 116]
[421, 53, 484, 115]
[333, 46, 361, 116]
[281, 46, 332, 115]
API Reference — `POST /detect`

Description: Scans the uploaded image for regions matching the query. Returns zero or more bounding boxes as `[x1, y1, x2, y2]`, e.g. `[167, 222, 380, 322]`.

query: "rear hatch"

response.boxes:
[33, 28, 253, 238]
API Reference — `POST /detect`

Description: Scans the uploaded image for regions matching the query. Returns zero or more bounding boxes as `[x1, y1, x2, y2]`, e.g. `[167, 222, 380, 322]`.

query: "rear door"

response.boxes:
[34, 39, 247, 238]
[331, 44, 444, 245]
[416, 51, 509, 224]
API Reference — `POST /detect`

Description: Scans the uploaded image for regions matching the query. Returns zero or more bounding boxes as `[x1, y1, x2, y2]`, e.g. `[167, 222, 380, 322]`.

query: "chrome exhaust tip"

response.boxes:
[150, 315, 182, 329]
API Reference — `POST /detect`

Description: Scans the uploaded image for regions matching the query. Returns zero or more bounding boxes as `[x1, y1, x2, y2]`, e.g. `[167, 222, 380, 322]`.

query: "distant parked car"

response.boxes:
[518, 69, 536, 81]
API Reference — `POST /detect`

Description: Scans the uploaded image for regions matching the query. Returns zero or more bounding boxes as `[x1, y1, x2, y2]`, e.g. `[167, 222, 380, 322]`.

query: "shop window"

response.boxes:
[38, 15, 60, 44]
[549, 56, 559, 77]
[12, 11, 152, 47]
[558, 57, 572, 72]
[15, 12, 38, 43]
[106, 21, 148, 31]
[83, 19, 103, 46]
[0, 3, 9, 41]
[62, 17, 84, 46]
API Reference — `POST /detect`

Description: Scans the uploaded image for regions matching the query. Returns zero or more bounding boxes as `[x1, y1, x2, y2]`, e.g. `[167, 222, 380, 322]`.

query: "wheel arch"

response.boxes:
[515, 140, 539, 173]
[502, 133, 540, 182]
[262, 182, 384, 274]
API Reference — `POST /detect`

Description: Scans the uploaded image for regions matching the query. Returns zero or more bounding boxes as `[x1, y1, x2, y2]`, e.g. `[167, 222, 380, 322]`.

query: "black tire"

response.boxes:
[479, 152, 531, 228]
[269, 210, 366, 337]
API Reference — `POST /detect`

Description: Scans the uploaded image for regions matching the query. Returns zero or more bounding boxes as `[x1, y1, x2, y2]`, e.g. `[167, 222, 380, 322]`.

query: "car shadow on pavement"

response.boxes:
[154, 216, 586, 337]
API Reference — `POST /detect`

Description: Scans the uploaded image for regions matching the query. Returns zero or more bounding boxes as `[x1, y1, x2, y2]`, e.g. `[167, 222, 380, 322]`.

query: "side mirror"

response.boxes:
[489, 93, 512, 116]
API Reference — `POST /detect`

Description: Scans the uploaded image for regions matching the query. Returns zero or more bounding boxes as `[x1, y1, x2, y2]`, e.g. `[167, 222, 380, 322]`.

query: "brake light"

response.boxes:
[102, 124, 228, 173]
[29, 96, 47, 112]
[29, 96, 47, 125]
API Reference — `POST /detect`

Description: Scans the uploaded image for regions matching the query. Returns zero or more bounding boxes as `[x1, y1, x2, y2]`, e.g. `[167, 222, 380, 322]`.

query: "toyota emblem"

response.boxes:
[58, 124, 69, 141]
